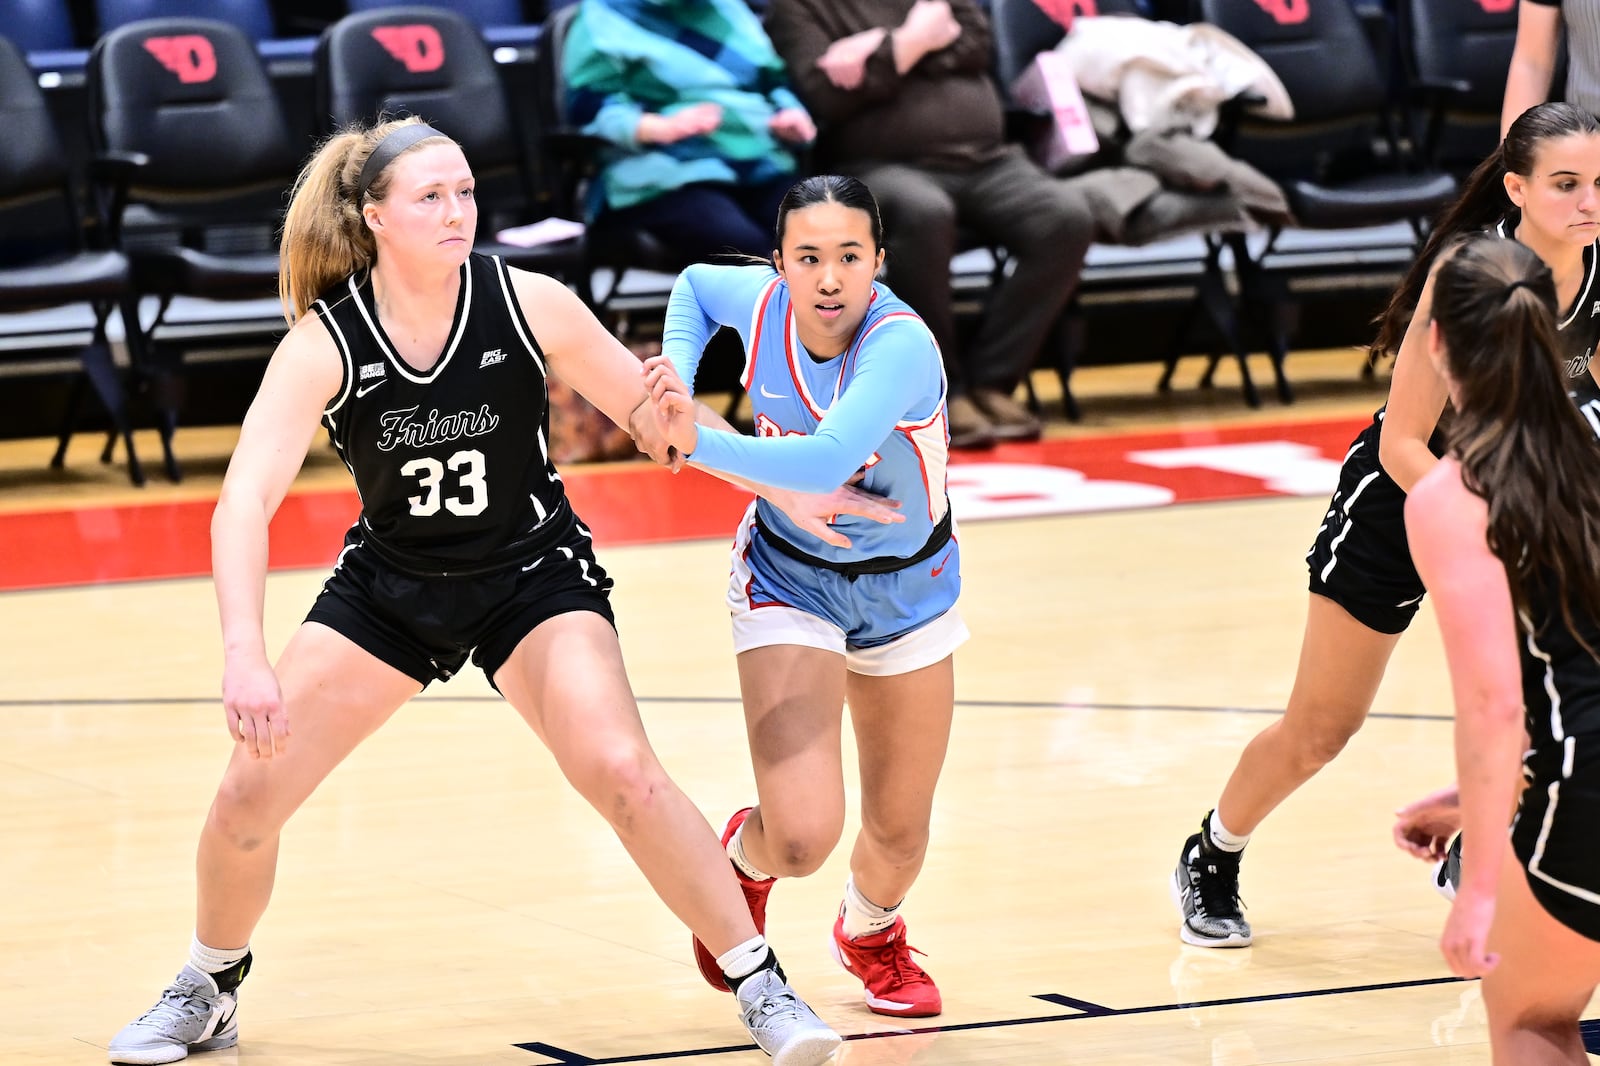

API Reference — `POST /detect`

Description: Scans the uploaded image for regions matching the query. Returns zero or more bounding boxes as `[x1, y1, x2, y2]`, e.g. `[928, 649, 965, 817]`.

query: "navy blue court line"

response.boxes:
[0, 695, 1453, 722]
[512, 976, 1472, 1064]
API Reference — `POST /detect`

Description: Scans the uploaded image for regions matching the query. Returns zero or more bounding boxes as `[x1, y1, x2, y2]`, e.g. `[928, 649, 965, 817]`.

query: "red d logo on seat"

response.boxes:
[371, 25, 445, 73]
[1252, 0, 1310, 23]
[1475, 0, 1515, 11]
[142, 35, 218, 83]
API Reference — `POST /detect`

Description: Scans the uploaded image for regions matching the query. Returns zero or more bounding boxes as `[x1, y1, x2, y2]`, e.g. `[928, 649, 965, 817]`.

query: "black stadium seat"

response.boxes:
[88, 16, 304, 479]
[316, 5, 589, 294]
[0, 36, 148, 482]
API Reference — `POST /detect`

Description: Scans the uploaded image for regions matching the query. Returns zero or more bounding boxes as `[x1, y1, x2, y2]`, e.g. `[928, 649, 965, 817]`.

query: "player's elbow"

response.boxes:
[1457, 687, 1523, 731]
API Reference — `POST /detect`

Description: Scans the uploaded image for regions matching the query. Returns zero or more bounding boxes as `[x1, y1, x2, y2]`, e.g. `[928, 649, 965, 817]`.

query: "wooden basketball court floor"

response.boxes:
[3, 354, 1593, 1065]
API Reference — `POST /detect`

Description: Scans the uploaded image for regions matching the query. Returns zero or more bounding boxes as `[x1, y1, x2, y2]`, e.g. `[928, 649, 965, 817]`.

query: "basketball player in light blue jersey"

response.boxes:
[642, 175, 965, 1019]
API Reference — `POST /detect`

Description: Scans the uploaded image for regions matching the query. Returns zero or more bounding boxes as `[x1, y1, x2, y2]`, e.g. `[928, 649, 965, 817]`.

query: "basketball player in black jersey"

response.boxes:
[105, 118, 886, 1066]
[1173, 102, 1600, 948]
[1402, 234, 1600, 1065]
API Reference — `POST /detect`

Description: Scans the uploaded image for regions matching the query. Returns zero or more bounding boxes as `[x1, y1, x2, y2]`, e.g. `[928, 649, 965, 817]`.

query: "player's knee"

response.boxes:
[859, 820, 930, 869]
[1495, 1008, 1583, 1052]
[583, 745, 668, 834]
[207, 780, 278, 852]
[761, 818, 843, 877]
[572, 739, 665, 832]
[1290, 718, 1360, 771]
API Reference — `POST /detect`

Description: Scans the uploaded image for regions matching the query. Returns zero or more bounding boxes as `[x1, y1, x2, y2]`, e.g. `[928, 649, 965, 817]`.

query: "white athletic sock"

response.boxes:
[840, 876, 901, 939]
[717, 935, 771, 982]
[190, 935, 249, 975]
[727, 821, 774, 882]
[1208, 809, 1250, 853]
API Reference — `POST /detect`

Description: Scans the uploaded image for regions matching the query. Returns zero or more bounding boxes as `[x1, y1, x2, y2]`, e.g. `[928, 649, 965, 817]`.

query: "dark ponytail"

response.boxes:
[1433, 234, 1600, 654]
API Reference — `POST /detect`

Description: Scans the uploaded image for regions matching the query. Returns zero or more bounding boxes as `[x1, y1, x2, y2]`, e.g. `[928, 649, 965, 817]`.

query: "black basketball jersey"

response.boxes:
[312, 253, 574, 576]
[1518, 579, 1600, 768]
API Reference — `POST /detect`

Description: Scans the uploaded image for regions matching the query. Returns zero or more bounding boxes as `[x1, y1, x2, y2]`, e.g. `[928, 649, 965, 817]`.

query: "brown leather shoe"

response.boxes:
[970, 387, 1043, 442]
[945, 393, 997, 450]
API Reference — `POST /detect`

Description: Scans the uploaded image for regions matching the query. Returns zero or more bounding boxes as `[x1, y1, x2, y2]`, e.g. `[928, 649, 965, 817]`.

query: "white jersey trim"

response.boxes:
[348, 261, 475, 384]
[492, 255, 548, 379]
[1529, 776, 1600, 906]
[316, 298, 355, 417]
[1319, 467, 1382, 583]
[742, 276, 783, 392]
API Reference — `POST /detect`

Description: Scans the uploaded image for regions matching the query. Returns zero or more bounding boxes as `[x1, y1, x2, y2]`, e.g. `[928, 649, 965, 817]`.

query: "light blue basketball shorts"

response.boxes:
[725, 502, 968, 676]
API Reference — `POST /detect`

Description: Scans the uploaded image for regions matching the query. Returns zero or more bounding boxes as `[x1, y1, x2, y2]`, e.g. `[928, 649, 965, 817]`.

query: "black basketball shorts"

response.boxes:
[1513, 743, 1600, 943]
[1304, 426, 1426, 635]
[304, 523, 615, 687]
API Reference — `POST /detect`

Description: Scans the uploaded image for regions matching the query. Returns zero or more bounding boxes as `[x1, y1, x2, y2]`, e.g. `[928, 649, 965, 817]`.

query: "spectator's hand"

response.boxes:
[628, 395, 683, 471]
[901, 0, 961, 53]
[816, 28, 887, 90]
[769, 107, 817, 144]
[642, 355, 699, 460]
[1440, 888, 1499, 978]
[221, 653, 288, 759]
[638, 102, 724, 145]
[1393, 785, 1462, 861]
[764, 472, 905, 548]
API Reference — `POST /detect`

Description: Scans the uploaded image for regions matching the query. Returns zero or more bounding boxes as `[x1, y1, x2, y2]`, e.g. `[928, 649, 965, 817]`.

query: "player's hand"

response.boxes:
[763, 472, 904, 548]
[221, 653, 288, 759]
[642, 355, 699, 460]
[1439, 887, 1499, 978]
[628, 396, 683, 470]
[1393, 784, 1462, 861]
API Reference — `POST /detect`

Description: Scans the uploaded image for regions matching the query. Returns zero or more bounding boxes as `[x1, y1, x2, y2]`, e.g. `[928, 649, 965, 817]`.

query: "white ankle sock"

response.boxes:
[1208, 809, 1250, 853]
[727, 821, 774, 882]
[717, 935, 771, 982]
[190, 935, 248, 975]
[840, 876, 900, 939]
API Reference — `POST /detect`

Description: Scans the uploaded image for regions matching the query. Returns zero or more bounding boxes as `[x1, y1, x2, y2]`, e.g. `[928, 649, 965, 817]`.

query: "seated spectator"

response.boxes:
[765, 0, 1097, 447]
[565, 0, 817, 264]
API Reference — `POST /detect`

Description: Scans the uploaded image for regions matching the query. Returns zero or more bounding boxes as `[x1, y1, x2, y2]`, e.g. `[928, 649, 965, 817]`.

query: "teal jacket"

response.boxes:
[564, 0, 809, 213]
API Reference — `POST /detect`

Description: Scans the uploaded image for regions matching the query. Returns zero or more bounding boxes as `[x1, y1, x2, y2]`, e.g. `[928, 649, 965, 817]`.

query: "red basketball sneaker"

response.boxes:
[692, 807, 776, 992]
[829, 915, 942, 1017]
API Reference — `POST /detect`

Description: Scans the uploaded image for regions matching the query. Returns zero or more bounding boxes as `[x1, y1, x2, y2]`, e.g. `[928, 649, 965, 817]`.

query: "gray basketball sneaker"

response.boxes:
[734, 967, 842, 1066]
[108, 957, 248, 1064]
[1172, 818, 1252, 948]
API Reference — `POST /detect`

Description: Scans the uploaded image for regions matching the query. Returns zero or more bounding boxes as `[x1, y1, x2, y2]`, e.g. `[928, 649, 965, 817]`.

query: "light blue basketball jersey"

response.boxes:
[668, 265, 950, 567]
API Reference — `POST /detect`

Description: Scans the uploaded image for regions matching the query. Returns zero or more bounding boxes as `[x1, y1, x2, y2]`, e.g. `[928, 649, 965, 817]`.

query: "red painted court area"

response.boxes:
[1, 415, 1370, 592]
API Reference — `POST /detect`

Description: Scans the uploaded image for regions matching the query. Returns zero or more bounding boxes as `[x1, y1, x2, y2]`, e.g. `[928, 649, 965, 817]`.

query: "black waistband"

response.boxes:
[754, 505, 953, 579]
[360, 497, 576, 578]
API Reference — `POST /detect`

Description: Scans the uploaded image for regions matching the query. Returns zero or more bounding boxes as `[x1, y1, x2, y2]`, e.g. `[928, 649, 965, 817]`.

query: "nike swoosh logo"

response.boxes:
[930, 550, 953, 578]
[758, 384, 788, 399]
[356, 381, 383, 398]
[210, 1001, 237, 1038]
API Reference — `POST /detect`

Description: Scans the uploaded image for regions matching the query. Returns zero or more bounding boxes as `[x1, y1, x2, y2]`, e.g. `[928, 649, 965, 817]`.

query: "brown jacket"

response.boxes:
[764, 0, 1007, 170]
